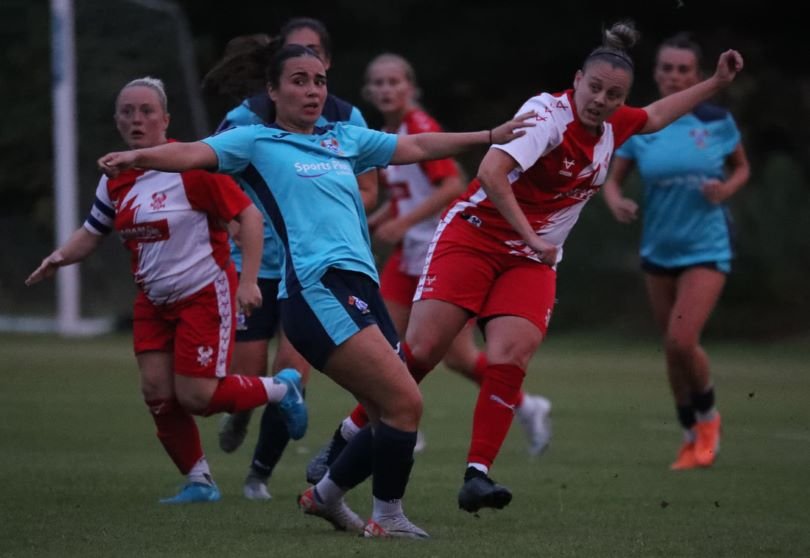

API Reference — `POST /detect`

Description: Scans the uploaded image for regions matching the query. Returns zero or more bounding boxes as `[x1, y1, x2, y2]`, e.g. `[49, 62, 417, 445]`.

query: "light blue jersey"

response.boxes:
[616, 103, 741, 269]
[222, 96, 368, 131]
[221, 102, 267, 129]
[219, 94, 369, 279]
[203, 122, 397, 298]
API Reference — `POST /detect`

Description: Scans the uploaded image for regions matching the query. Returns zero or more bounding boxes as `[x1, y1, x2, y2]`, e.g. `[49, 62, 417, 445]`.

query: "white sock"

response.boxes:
[683, 429, 696, 443]
[314, 471, 346, 505]
[372, 496, 403, 520]
[187, 457, 213, 485]
[340, 416, 361, 441]
[516, 397, 533, 419]
[259, 376, 288, 403]
[467, 462, 488, 475]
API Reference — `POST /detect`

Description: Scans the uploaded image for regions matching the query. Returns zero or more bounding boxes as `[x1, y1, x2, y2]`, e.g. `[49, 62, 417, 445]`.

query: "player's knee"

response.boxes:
[140, 377, 172, 403]
[404, 336, 443, 370]
[665, 333, 698, 360]
[382, 383, 422, 430]
[487, 345, 536, 370]
[486, 330, 542, 369]
[174, 387, 210, 415]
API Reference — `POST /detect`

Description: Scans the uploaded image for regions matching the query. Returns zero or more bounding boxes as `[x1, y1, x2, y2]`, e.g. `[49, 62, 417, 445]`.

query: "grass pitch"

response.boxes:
[1, 331, 808, 557]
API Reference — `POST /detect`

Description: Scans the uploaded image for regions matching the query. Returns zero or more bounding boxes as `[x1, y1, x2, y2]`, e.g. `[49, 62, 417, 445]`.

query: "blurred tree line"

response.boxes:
[1, 0, 808, 338]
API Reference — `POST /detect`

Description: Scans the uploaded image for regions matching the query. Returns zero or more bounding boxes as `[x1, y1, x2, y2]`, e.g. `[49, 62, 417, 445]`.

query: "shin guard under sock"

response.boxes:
[372, 421, 417, 501]
[467, 363, 526, 467]
[202, 375, 269, 416]
[146, 398, 204, 475]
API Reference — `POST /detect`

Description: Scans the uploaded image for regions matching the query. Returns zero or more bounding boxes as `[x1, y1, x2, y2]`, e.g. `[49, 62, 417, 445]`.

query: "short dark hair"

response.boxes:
[280, 17, 332, 61]
[657, 32, 703, 67]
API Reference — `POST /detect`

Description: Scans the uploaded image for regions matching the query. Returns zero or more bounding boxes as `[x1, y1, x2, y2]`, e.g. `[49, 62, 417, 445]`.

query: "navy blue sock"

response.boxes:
[676, 404, 697, 431]
[372, 422, 417, 502]
[249, 404, 290, 479]
[328, 425, 374, 489]
[692, 387, 716, 415]
[325, 425, 349, 468]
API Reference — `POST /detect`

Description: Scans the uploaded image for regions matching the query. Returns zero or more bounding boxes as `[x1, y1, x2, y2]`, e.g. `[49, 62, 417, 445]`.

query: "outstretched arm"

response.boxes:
[641, 49, 744, 134]
[98, 141, 219, 177]
[390, 111, 536, 165]
[25, 227, 104, 286]
[476, 148, 558, 265]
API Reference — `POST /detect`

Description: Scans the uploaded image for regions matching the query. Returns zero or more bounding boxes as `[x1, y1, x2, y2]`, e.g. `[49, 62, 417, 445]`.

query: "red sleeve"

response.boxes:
[182, 170, 252, 221]
[610, 105, 649, 148]
[404, 110, 460, 185]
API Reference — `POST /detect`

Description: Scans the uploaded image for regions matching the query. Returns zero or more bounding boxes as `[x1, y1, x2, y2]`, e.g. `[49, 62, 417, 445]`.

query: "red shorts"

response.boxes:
[132, 266, 237, 378]
[379, 247, 419, 308]
[414, 218, 556, 335]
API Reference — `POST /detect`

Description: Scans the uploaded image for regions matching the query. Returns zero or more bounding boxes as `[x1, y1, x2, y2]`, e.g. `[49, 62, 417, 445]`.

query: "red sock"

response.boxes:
[467, 363, 526, 467]
[402, 342, 433, 384]
[349, 404, 369, 428]
[146, 398, 204, 475]
[470, 353, 524, 405]
[202, 375, 269, 416]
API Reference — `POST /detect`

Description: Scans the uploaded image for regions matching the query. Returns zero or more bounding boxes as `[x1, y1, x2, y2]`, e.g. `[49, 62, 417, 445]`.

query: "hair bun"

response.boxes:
[604, 20, 640, 51]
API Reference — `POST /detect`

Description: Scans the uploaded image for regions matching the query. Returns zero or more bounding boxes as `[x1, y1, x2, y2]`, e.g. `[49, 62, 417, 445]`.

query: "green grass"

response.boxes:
[1, 331, 809, 557]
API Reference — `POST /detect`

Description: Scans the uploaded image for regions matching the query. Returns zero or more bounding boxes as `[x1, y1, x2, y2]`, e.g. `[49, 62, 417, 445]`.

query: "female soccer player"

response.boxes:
[603, 33, 750, 470]
[400, 21, 744, 513]
[203, 17, 379, 502]
[26, 77, 307, 504]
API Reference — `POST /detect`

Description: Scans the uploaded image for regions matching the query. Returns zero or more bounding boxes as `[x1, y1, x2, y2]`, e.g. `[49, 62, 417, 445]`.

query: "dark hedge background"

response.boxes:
[2, 0, 808, 338]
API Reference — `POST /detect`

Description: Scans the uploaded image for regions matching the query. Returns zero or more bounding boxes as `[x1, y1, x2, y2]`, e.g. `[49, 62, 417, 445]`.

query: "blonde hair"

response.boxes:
[362, 53, 421, 102]
[118, 77, 168, 112]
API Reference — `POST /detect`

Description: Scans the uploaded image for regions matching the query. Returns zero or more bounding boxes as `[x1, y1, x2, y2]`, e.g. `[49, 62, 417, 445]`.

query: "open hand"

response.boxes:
[607, 196, 639, 224]
[490, 111, 537, 144]
[25, 251, 64, 286]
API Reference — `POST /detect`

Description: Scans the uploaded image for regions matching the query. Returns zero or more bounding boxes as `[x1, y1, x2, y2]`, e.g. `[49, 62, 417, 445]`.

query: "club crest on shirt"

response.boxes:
[321, 138, 344, 155]
[559, 157, 576, 177]
[150, 191, 167, 211]
[690, 128, 710, 149]
[348, 295, 370, 314]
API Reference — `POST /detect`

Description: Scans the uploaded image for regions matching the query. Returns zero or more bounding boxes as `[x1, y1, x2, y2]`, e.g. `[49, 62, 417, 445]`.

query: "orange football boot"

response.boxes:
[694, 413, 722, 467]
[670, 440, 700, 470]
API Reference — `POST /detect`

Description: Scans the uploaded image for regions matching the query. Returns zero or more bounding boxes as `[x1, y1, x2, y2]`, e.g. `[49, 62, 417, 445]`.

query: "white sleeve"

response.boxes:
[492, 95, 561, 171]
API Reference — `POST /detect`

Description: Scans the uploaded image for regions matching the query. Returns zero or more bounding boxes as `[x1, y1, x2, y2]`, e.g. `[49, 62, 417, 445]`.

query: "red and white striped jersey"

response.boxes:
[446, 90, 647, 264]
[84, 167, 251, 305]
[383, 109, 459, 274]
